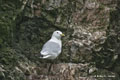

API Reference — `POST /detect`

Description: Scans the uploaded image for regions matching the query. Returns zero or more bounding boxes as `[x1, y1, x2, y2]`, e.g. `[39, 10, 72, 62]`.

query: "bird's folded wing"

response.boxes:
[42, 55, 51, 59]
[40, 41, 61, 55]
[40, 51, 49, 56]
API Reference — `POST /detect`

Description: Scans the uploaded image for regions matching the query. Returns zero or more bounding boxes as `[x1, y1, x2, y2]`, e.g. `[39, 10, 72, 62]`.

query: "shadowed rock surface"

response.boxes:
[0, 0, 120, 80]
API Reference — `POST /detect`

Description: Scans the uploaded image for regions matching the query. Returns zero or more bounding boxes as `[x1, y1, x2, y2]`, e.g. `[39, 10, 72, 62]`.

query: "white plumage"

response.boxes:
[40, 30, 65, 59]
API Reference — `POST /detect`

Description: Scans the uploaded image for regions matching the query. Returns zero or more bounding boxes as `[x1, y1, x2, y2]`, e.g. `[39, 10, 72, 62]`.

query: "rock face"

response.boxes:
[0, 0, 120, 80]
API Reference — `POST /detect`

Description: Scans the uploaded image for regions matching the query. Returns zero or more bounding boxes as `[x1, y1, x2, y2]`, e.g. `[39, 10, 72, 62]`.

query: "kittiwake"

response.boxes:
[40, 30, 65, 59]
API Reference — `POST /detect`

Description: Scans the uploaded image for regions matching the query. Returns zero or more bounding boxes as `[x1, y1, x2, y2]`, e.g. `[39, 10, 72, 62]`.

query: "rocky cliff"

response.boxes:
[0, 0, 120, 80]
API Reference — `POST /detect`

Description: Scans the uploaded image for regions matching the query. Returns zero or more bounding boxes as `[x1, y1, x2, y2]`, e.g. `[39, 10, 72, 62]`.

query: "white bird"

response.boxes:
[40, 30, 65, 59]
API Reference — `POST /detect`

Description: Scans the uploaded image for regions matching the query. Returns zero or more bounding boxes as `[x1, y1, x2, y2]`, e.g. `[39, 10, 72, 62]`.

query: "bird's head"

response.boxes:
[52, 30, 65, 39]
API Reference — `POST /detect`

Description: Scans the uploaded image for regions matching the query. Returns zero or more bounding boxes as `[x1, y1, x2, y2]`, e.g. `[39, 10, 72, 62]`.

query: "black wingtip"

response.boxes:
[39, 53, 43, 58]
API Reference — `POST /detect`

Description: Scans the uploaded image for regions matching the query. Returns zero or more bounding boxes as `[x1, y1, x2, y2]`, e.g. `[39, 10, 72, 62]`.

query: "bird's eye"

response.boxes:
[57, 32, 58, 34]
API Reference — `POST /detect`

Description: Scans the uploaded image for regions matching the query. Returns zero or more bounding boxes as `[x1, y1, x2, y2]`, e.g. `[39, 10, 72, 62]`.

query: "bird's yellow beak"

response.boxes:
[61, 33, 65, 36]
